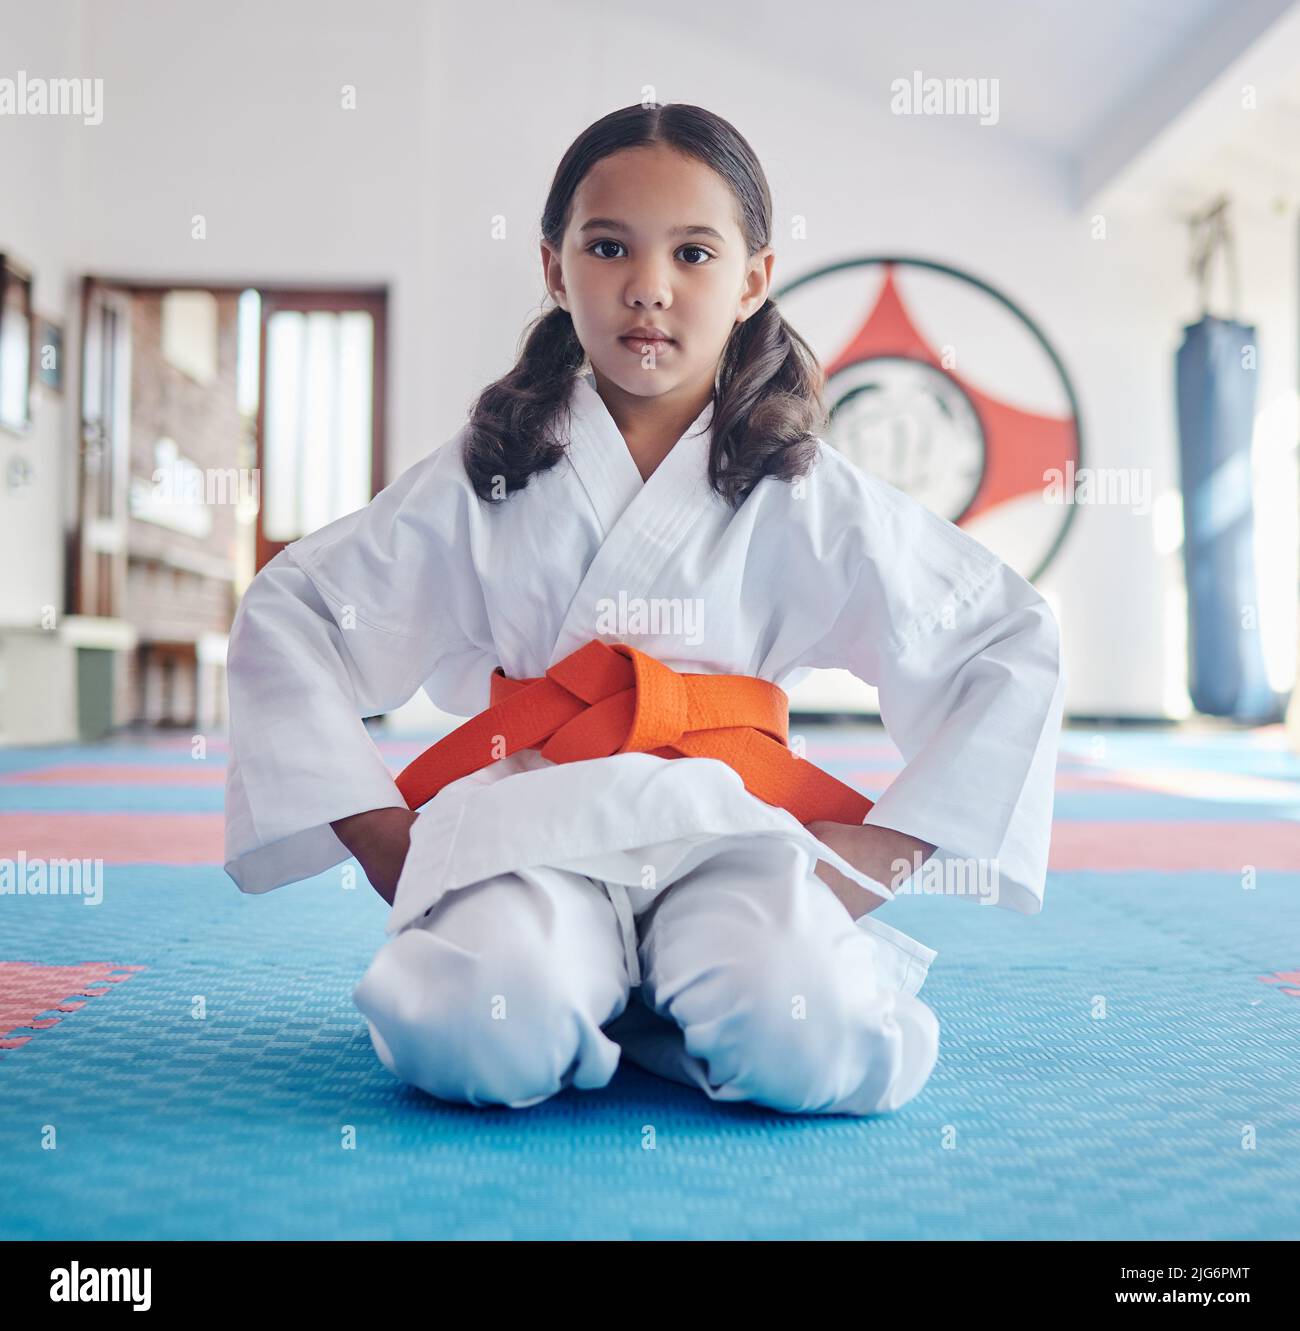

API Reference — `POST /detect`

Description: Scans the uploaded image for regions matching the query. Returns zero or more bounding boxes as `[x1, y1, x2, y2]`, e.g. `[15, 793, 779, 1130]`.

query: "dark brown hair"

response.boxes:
[462, 102, 826, 509]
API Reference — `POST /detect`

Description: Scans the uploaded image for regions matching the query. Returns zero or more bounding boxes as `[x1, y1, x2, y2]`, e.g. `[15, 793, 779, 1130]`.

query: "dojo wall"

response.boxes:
[0, 0, 85, 628]
[2, 0, 1294, 721]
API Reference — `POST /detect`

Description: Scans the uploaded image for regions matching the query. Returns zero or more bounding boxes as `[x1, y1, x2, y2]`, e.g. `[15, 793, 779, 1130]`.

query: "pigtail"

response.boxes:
[462, 306, 586, 504]
[709, 299, 826, 507]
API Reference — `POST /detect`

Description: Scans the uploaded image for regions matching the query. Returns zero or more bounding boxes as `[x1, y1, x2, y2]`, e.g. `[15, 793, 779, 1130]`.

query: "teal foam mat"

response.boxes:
[2, 857, 1296, 1239]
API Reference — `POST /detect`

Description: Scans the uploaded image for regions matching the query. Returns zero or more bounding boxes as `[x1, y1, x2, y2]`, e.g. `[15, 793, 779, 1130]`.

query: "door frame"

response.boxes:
[72, 276, 134, 620]
[73, 277, 389, 608]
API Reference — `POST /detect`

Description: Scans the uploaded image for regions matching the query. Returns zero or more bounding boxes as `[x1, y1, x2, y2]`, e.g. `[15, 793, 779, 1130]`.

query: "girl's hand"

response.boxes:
[330, 806, 419, 906]
[805, 819, 937, 921]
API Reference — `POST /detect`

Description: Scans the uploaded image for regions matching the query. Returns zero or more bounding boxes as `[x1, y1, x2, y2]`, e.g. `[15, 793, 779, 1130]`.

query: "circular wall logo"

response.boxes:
[776, 257, 1083, 582]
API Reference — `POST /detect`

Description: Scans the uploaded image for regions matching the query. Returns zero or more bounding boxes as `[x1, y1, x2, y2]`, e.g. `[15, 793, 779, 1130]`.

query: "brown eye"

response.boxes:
[590, 240, 624, 259]
[679, 245, 713, 265]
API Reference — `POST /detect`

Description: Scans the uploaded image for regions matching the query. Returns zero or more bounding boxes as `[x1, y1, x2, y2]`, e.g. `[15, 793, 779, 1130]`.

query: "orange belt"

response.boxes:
[394, 638, 875, 827]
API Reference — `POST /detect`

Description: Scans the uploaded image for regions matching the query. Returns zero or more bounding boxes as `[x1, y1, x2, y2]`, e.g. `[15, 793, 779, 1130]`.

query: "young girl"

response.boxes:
[224, 102, 1065, 1117]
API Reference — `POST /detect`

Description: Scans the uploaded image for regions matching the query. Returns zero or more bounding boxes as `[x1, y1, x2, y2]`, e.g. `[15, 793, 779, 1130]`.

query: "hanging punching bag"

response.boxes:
[1175, 313, 1281, 721]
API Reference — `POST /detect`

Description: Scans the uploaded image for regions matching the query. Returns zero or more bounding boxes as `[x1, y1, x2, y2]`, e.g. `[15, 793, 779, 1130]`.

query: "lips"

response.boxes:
[619, 333, 676, 352]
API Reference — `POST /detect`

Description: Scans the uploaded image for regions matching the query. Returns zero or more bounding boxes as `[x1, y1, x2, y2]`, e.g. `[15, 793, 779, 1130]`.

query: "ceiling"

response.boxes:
[572, 0, 1300, 220]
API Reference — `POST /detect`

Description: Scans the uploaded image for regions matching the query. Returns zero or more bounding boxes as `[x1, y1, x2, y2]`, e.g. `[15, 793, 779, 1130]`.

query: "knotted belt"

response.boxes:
[395, 638, 875, 827]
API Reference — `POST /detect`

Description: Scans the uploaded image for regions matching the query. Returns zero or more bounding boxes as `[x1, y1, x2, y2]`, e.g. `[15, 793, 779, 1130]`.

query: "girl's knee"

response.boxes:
[667, 934, 940, 1115]
[740, 989, 938, 1116]
[354, 927, 618, 1108]
[776, 985, 941, 1116]
[871, 990, 940, 1113]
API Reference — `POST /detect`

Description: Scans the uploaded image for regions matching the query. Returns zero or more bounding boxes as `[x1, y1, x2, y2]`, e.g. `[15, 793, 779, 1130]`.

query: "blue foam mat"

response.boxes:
[2, 854, 1297, 1239]
[4, 724, 1299, 1239]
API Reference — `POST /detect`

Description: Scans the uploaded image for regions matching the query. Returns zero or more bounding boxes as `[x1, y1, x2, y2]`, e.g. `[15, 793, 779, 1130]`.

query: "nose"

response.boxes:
[624, 258, 672, 311]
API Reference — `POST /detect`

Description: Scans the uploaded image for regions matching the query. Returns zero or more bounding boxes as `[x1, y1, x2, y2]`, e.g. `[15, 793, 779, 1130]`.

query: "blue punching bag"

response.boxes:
[1175, 314, 1282, 722]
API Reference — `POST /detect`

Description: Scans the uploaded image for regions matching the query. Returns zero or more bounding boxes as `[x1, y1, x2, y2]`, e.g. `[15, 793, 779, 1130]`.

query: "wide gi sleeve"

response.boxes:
[803, 465, 1067, 917]
[223, 437, 494, 894]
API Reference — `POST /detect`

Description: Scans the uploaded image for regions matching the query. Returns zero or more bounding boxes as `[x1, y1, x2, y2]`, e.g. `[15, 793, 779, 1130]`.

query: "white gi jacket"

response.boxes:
[224, 370, 1066, 989]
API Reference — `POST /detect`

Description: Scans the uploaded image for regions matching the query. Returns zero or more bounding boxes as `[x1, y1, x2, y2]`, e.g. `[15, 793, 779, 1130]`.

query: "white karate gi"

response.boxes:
[224, 369, 1066, 1115]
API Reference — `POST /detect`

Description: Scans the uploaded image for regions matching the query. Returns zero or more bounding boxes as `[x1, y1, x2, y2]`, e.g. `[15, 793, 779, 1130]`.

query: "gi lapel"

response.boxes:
[554, 370, 720, 660]
[562, 370, 645, 536]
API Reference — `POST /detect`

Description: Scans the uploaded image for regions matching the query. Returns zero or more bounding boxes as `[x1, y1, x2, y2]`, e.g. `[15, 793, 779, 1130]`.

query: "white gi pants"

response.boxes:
[352, 837, 939, 1116]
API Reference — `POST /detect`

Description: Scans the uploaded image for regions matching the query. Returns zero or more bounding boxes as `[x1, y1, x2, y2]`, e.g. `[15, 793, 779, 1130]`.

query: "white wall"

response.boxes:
[1, 0, 1295, 719]
[0, 0, 86, 626]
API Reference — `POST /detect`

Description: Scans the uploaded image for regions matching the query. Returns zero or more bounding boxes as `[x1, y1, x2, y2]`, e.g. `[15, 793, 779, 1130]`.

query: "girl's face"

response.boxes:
[542, 144, 773, 405]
